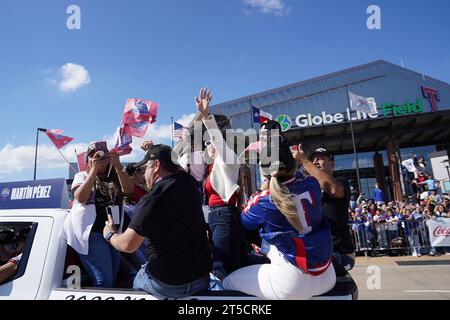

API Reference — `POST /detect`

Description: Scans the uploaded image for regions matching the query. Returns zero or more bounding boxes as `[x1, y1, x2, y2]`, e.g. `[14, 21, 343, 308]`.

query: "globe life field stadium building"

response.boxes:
[208, 60, 450, 201]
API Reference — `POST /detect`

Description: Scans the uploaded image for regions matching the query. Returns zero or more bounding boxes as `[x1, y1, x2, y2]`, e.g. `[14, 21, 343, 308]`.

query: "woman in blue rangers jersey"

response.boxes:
[223, 142, 336, 300]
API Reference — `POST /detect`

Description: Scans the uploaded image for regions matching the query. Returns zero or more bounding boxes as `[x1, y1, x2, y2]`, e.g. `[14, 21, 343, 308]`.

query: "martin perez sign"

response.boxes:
[0, 179, 69, 209]
[278, 98, 424, 131]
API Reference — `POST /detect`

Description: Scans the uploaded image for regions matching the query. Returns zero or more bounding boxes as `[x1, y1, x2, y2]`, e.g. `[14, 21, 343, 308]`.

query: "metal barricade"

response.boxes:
[349, 219, 432, 256]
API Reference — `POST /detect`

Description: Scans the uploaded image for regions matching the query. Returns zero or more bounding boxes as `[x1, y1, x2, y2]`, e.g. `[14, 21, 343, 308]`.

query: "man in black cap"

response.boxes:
[292, 147, 355, 276]
[103, 144, 212, 298]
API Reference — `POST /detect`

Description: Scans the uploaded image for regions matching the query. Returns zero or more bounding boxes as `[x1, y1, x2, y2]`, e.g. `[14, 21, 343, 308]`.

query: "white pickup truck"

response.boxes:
[0, 179, 357, 300]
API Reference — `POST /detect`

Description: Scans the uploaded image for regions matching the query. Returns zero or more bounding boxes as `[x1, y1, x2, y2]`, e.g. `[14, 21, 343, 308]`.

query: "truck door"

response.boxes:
[0, 216, 54, 300]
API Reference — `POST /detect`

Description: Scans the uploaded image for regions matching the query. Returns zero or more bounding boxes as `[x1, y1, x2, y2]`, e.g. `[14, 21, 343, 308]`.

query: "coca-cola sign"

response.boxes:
[433, 226, 450, 238]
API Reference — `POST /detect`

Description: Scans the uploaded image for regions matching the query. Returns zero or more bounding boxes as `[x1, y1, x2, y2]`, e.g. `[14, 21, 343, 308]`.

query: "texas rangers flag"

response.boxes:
[45, 129, 74, 149]
[112, 127, 133, 156]
[121, 98, 159, 138]
[252, 106, 272, 124]
[348, 92, 378, 114]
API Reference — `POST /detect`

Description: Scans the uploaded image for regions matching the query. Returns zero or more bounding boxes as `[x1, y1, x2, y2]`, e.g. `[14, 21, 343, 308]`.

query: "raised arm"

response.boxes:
[195, 87, 239, 165]
[74, 152, 103, 204]
[109, 152, 134, 195]
[292, 145, 345, 199]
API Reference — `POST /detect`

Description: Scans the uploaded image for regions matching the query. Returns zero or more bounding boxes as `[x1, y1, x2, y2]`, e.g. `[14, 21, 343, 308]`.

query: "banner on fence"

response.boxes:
[427, 218, 450, 247]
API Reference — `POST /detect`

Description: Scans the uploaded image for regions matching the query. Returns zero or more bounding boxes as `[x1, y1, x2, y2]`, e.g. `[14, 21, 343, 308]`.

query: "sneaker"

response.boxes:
[417, 253, 422, 257]
[209, 273, 224, 291]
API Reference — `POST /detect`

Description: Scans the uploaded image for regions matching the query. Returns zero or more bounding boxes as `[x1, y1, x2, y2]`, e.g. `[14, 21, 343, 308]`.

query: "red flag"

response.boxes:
[76, 151, 88, 172]
[45, 129, 74, 149]
[246, 141, 262, 153]
[111, 128, 133, 156]
[121, 98, 159, 138]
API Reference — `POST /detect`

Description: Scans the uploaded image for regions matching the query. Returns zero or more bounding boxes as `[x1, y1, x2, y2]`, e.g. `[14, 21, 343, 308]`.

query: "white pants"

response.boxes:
[222, 246, 336, 300]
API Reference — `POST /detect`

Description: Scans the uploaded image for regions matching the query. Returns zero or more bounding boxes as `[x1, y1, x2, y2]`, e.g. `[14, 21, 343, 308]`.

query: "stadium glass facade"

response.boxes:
[209, 60, 450, 201]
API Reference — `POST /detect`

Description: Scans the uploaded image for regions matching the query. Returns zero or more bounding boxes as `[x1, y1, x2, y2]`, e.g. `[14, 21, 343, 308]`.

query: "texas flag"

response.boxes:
[45, 129, 74, 149]
[121, 98, 159, 138]
[252, 106, 272, 124]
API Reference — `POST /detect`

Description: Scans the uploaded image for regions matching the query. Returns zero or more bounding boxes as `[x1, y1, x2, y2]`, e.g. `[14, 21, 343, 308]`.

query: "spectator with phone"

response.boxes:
[63, 141, 134, 287]
[102, 144, 212, 299]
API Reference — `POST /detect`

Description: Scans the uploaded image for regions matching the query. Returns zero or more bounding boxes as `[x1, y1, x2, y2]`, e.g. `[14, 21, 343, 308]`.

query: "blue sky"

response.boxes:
[0, 0, 449, 181]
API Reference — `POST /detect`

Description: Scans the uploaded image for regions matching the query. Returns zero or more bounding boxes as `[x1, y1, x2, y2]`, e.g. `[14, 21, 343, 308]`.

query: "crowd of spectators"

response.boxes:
[348, 156, 450, 257]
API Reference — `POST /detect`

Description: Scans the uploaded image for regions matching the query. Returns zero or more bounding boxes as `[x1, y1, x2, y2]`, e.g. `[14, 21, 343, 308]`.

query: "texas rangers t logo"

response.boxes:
[422, 86, 440, 112]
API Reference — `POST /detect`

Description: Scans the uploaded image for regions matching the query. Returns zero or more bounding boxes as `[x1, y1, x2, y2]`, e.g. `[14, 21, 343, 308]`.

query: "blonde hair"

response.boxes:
[269, 167, 304, 232]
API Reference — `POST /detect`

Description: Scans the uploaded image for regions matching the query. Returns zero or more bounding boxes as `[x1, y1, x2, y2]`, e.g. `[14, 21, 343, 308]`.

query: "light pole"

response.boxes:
[33, 128, 47, 180]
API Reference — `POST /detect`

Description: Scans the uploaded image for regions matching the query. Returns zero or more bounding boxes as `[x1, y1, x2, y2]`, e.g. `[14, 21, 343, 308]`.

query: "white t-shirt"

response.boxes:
[178, 151, 206, 182]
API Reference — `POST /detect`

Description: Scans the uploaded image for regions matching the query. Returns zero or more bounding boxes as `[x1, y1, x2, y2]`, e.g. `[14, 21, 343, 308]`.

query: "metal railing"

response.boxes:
[349, 219, 438, 256]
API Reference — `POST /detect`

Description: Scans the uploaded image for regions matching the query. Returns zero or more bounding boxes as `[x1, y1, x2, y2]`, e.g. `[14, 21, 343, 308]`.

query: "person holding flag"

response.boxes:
[63, 141, 134, 288]
[112, 98, 159, 156]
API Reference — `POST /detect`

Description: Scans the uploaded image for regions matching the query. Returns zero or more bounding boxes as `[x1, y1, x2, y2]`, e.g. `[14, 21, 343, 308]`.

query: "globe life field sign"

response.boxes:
[276, 98, 425, 131]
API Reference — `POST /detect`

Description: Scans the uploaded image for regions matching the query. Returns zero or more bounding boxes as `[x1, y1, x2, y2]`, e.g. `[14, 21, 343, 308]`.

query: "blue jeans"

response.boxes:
[78, 232, 121, 287]
[357, 224, 369, 249]
[133, 263, 209, 299]
[208, 205, 247, 280]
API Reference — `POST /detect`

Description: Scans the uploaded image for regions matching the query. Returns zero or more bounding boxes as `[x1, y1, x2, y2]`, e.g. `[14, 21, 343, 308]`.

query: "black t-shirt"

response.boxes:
[322, 178, 355, 255]
[129, 171, 212, 285]
[91, 173, 122, 233]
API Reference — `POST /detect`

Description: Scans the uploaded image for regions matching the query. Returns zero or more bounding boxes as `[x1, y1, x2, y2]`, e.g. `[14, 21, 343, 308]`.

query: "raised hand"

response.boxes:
[195, 87, 212, 118]
[292, 144, 308, 165]
[90, 151, 108, 173]
[141, 140, 154, 151]
[108, 152, 122, 171]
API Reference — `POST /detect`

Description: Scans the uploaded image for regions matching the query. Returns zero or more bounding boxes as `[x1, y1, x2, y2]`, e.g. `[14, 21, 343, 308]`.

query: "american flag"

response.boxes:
[173, 122, 189, 141]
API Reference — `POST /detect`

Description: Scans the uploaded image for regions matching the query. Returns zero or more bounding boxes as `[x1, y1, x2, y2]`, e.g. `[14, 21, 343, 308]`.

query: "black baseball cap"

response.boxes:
[87, 141, 109, 157]
[310, 148, 334, 161]
[134, 144, 177, 169]
[261, 119, 282, 132]
[260, 142, 296, 178]
[0, 229, 15, 245]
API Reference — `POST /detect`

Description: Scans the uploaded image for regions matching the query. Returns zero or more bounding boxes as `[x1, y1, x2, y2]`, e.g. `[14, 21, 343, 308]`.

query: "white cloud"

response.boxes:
[0, 114, 196, 176]
[58, 63, 91, 92]
[243, 0, 290, 16]
[0, 142, 88, 176]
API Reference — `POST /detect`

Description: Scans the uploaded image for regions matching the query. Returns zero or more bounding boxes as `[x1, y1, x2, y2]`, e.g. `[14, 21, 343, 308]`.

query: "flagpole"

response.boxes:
[249, 98, 259, 191]
[51, 144, 78, 174]
[171, 117, 174, 149]
[74, 149, 81, 172]
[346, 86, 362, 193]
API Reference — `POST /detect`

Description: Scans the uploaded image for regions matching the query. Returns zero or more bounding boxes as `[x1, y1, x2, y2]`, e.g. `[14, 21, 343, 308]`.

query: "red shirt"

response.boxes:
[131, 185, 147, 204]
[204, 165, 238, 207]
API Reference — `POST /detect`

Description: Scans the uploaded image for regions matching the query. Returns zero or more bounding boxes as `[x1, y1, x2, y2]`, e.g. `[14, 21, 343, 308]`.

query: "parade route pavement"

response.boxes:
[350, 255, 450, 300]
